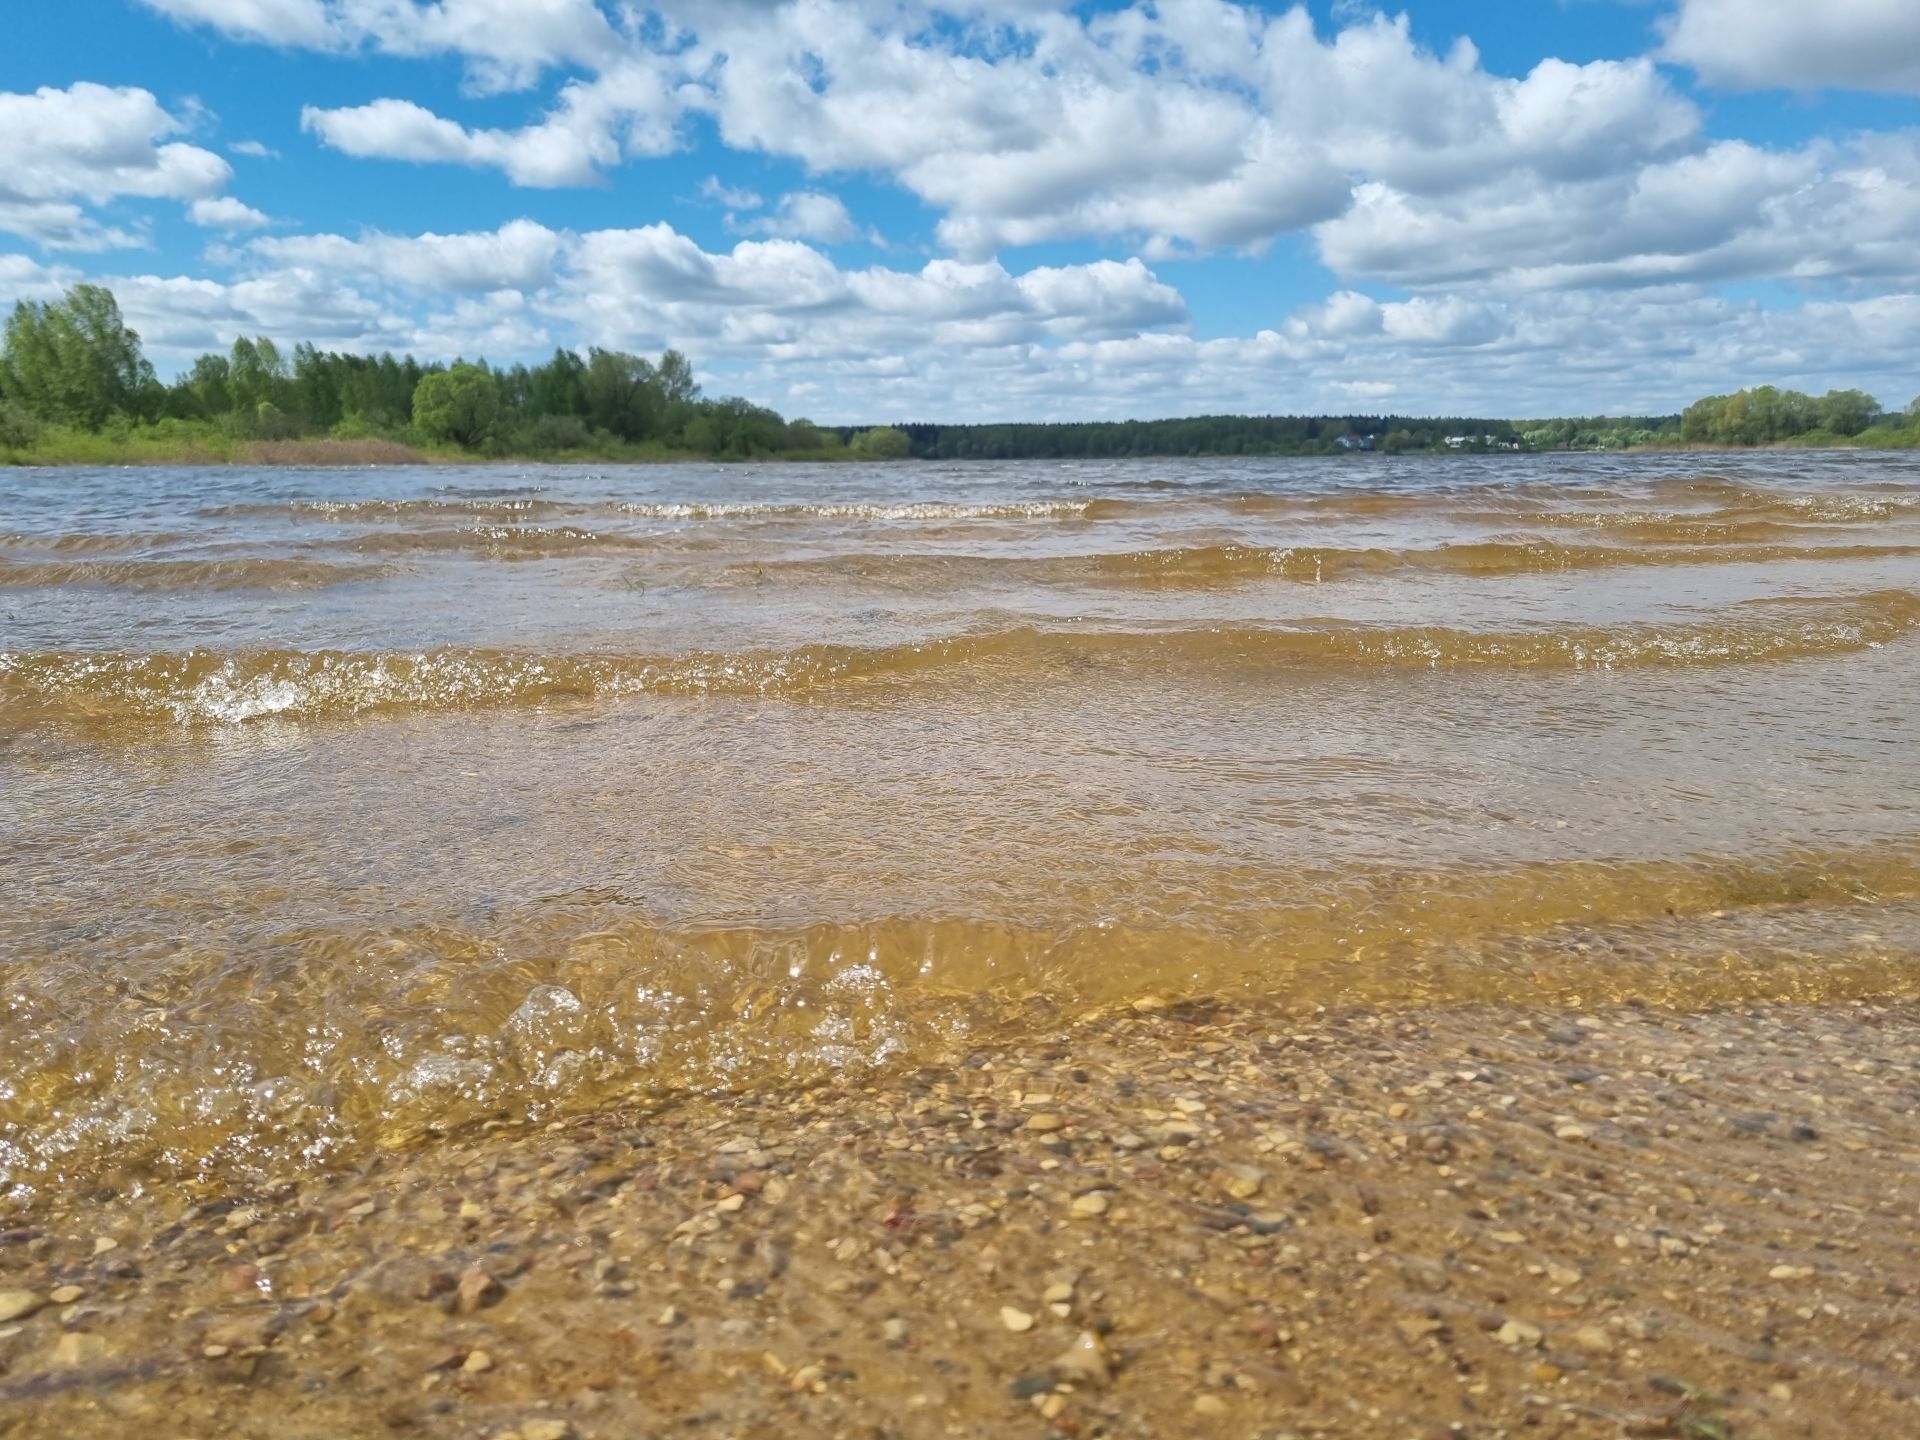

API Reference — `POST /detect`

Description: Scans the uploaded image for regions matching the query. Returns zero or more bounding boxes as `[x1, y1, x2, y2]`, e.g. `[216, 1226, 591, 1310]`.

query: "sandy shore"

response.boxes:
[2, 999, 1917, 1439]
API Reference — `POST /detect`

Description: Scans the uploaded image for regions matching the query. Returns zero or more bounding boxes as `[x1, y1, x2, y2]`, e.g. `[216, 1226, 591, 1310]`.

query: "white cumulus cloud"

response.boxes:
[0, 82, 235, 248]
[733, 192, 863, 245]
[1663, 0, 1920, 94]
[247, 218, 566, 291]
[143, 0, 621, 92]
[190, 196, 272, 230]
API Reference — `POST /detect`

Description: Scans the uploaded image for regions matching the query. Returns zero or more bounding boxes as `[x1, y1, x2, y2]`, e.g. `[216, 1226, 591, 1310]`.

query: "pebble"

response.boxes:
[1572, 1325, 1614, 1354]
[93, 1237, 119, 1255]
[4, 1001, 1909, 1438]
[1051, 1330, 1112, 1387]
[0, 1291, 44, 1324]
[1213, 1165, 1264, 1200]
[1554, 1123, 1590, 1141]
[1498, 1319, 1545, 1349]
[54, 1331, 108, 1367]
[456, 1266, 502, 1314]
[1026, 1113, 1066, 1132]
[221, 1264, 261, 1295]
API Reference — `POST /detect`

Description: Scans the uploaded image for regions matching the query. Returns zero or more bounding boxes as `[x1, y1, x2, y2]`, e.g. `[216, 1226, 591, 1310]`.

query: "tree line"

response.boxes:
[3, 284, 1916, 462]
[899, 415, 1531, 459]
[1677, 386, 1915, 447]
[0, 284, 909, 461]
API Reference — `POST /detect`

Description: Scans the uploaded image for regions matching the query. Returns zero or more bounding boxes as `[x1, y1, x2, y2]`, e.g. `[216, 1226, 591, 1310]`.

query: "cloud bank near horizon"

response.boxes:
[3, 1, 1918, 419]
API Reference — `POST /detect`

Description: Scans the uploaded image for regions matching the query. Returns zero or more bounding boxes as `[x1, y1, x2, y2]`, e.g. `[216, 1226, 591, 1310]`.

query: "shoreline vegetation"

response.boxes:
[4, 284, 1918, 467]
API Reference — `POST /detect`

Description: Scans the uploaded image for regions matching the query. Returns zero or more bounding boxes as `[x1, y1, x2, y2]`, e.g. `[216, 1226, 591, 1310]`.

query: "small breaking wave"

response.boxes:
[5, 843, 1919, 1191]
[5, 590, 1916, 725]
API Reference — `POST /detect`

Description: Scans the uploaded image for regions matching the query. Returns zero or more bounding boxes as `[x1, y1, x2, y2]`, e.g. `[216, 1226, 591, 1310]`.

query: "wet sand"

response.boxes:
[4, 998, 1916, 1439]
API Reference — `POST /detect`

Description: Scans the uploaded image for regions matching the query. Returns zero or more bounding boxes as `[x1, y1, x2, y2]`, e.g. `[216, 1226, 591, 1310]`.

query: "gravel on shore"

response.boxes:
[2, 999, 1917, 1439]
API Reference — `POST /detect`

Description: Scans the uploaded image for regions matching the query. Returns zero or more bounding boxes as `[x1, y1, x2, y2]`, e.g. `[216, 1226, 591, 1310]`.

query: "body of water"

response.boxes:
[4, 452, 1918, 1199]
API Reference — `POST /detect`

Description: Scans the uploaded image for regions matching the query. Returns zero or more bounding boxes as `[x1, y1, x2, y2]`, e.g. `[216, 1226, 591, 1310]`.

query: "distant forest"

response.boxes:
[901, 385, 1920, 457]
[3, 284, 1917, 464]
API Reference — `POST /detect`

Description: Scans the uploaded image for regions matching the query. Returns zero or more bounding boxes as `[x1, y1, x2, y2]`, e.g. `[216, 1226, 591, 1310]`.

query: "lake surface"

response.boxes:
[4, 452, 1919, 1199]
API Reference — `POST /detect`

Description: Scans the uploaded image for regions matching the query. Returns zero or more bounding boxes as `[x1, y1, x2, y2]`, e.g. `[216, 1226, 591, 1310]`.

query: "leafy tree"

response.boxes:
[413, 363, 503, 449]
[582, 349, 663, 440]
[227, 336, 290, 417]
[517, 413, 594, 453]
[850, 425, 911, 458]
[0, 284, 155, 428]
[524, 348, 588, 420]
[1819, 389, 1876, 437]
[1679, 385, 1880, 445]
[656, 349, 700, 408]
[0, 399, 41, 450]
[185, 353, 233, 417]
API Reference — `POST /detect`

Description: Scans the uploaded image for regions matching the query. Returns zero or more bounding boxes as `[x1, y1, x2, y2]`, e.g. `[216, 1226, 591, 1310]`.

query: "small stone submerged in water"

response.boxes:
[0, 1291, 45, 1324]
[4, 997, 1918, 1438]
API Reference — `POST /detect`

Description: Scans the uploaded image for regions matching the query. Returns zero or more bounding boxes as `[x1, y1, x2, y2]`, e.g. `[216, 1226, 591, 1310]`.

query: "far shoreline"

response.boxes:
[4, 436, 1914, 469]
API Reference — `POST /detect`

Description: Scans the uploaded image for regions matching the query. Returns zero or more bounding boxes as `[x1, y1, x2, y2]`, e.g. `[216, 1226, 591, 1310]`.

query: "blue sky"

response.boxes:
[3, 1, 1919, 420]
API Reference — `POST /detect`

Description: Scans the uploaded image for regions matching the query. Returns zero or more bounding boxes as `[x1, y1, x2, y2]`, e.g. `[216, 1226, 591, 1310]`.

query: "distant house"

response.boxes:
[1335, 433, 1375, 451]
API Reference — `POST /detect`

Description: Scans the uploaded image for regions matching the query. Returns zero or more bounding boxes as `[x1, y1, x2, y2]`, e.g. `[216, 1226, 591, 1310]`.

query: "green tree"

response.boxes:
[227, 336, 289, 416]
[656, 349, 700, 407]
[525, 348, 588, 420]
[0, 399, 41, 451]
[1819, 389, 1877, 437]
[184, 353, 232, 417]
[582, 349, 663, 440]
[0, 284, 155, 429]
[412, 363, 503, 449]
[850, 425, 911, 459]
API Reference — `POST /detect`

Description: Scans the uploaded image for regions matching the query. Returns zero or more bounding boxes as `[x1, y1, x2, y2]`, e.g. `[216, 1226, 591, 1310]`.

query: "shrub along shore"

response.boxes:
[4, 284, 1917, 465]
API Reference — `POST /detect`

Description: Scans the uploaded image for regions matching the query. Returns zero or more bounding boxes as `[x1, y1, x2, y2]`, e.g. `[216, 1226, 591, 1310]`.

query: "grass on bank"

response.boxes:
[0, 416, 886, 467]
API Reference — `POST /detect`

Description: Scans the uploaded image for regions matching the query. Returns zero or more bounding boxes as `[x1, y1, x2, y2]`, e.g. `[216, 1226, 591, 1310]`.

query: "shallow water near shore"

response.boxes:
[4, 452, 1920, 1201]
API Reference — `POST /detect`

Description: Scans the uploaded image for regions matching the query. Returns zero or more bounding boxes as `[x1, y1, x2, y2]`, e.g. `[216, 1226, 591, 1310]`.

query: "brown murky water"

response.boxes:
[3, 453, 1919, 1205]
